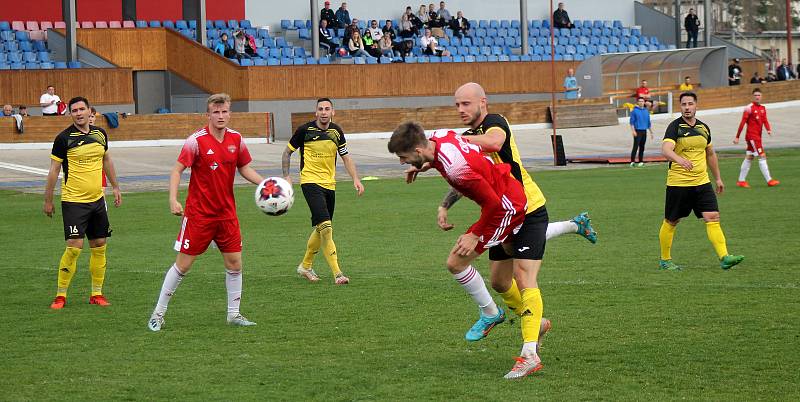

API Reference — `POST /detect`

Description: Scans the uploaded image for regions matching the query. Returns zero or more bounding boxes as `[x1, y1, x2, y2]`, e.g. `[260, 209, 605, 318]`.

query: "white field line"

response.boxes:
[0, 161, 59, 177]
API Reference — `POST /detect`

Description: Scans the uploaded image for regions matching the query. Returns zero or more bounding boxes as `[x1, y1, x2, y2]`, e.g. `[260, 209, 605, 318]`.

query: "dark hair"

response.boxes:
[388, 121, 427, 154]
[18, 105, 27, 109]
[68, 96, 90, 110]
[90, 106, 97, 113]
[317, 97, 333, 107]
[752, 88, 762, 94]
[684, 76, 690, 80]
[636, 96, 645, 101]
[679, 92, 697, 102]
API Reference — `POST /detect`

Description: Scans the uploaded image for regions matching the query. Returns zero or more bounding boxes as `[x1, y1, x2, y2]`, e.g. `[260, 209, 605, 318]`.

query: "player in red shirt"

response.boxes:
[733, 88, 779, 187]
[147, 93, 265, 332]
[388, 122, 540, 378]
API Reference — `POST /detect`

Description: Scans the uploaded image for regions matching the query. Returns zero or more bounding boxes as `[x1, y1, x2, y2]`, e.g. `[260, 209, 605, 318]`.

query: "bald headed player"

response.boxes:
[432, 82, 595, 378]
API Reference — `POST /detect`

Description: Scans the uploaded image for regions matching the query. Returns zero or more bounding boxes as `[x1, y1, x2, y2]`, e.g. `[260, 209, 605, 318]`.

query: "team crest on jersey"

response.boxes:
[228, 145, 236, 153]
[210, 162, 219, 170]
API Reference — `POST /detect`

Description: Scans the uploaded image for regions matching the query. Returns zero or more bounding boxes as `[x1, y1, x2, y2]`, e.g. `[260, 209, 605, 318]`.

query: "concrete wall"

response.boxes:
[634, 1, 676, 46]
[245, 0, 635, 33]
[133, 71, 169, 114]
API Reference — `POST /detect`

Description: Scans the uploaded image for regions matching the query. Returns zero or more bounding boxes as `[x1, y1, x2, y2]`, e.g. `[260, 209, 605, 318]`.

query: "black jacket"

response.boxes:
[553, 9, 571, 28]
[684, 14, 700, 31]
[321, 8, 336, 25]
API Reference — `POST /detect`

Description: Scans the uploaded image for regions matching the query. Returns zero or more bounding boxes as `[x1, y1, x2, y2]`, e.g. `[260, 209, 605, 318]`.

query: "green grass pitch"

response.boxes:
[1, 149, 798, 400]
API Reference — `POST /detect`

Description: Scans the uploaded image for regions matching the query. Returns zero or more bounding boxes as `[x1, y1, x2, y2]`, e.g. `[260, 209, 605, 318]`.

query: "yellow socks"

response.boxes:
[659, 220, 676, 260]
[705, 221, 729, 259]
[317, 220, 342, 277]
[56, 247, 82, 297]
[500, 279, 523, 315]
[520, 288, 543, 343]
[301, 229, 321, 269]
[89, 245, 107, 296]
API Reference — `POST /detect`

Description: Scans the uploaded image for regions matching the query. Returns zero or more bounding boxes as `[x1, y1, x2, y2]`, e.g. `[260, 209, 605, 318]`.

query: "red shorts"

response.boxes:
[745, 136, 764, 156]
[471, 195, 526, 255]
[174, 216, 242, 255]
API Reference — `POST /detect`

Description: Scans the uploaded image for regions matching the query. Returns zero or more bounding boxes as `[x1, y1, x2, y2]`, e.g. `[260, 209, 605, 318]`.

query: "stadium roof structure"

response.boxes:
[576, 46, 728, 98]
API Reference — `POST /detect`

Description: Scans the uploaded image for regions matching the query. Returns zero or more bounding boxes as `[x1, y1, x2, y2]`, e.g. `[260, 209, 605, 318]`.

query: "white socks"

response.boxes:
[226, 269, 242, 318]
[739, 158, 751, 182]
[453, 265, 499, 317]
[546, 220, 578, 240]
[758, 157, 772, 181]
[154, 264, 184, 316]
[521, 341, 539, 358]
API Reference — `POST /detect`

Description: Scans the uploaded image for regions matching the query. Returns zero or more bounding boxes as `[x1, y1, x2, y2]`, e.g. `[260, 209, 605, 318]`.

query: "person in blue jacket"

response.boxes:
[629, 97, 653, 167]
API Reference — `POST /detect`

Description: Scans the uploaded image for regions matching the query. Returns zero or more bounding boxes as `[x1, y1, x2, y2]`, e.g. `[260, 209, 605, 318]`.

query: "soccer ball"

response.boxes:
[338, 47, 347, 57]
[255, 177, 294, 216]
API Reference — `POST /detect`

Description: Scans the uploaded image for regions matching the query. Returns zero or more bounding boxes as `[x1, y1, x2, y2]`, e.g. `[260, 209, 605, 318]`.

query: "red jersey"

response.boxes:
[635, 86, 650, 98]
[736, 102, 771, 139]
[178, 126, 252, 220]
[429, 130, 527, 242]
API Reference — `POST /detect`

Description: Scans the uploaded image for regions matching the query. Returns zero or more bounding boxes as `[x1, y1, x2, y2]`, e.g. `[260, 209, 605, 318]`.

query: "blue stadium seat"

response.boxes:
[279, 47, 293, 57]
[239, 58, 253, 66]
[597, 45, 608, 54]
[640, 37, 650, 46]
[149, 20, 162, 28]
[658, 44, 668, 51]
[489, 20, 499, 29]
[648, 45, 658, 51]
[278, 57, 292, 65]
[352, 56, 365, 64]
[404, 56, 417, 63]
[565, 45, 576, 55]
[587, 44, 598, 55]
[509, 28, 519, 37]
[567, 36, 579, 45]
[558, 37, 569, 46]
[429, 56, 441, 63]
[631, 28, 641, 36]
[622, 28, 630, 37]
[67, 61, 81, 68]
[627, 45, 638, 52]
[542, 19, 550, 28]
[639, 45, 649, 52]
[276, 37, 288, 48]
[240, 20, 252, 29]
[293, 57, 305, 65]
[459, 37, 470, 47]
[266, 57, 279, 66]
[464, 55, 476, 62]
[9, 62, 24, 69]
[600, 36, 610, 45]
[175, 20, 188, 29]
[498, 55, 510, 62]
[475, 28, 486, 38]
[611, 36, 620, 45]
[629, 36, 639, 45]
[531, 54, 542, 61]
[23, 51, 37, 62]
[263, 38, 276, 48]
[212, 20, 225, 29]
[292, 20, 304, 30]
[135, 20, 147, 28]
[613, 20, 623, 29]
[253, 58, 267, 66]
[555, 44, 566, 54]
[303, 57, 316, 65]
[256, 48, 268, 58]
[7, 53, 22, 63]
[563, 54, 573, 61]
[379, 56, 392, 64]
[15, 30, 30, 41]
[498, 28, 508, 37]
[318, 56, 331, 64]
[40, 61, 54, 69]
[520, 54, 531, 61]
[280, 20, 291, 30]
[298, 28, 310, 40]
[602, 27, 612, 36]
[186, 20, 196, 29]
[0, 21, 10, 31]
[438, 37, 449, 47]
[364, 56, 378, 64]
[487, 55, 498, 62]
[257, 28, 270, 39]
[476, 55, 488, 62]
[483, 37, 494, 46]
[511, 20, 520, 29]
[479, 20, 489, 29]
[500, 20, 510, 29]
[491, 46, 502, 55]
[608, 44, 618, 53]
[227, 20, 239, 29]
[574, 54, 585, 61]
[19, 41, 33, 52]
[452, 55, 464, 62]
[163, 21, 175, 29]
[487, 28, 497, 37]
[53, 61, 67, 69]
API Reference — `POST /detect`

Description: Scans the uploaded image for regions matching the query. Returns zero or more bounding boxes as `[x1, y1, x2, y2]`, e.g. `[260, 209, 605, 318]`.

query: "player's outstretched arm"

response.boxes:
[705, 144, 724, 194]
[463, 127, 506, 153]
[281, 146, 293, 184]
[102, 151, 122, 207]
[43, 159, 62, 217]
[238, 163, 265, 186]
[169, 162, 187, 216]
[341, 154, 364, 196]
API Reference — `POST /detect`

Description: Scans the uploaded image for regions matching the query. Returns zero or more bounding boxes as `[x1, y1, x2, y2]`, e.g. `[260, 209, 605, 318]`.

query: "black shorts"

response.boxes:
[301, 183, 335, 227]
[61, 198, 111, 240]
[488, 205, 548, 261]
[664, 183, 718, 221]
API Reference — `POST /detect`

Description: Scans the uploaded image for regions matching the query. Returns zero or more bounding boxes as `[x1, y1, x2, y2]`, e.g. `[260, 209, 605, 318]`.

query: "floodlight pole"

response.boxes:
[311, 0, 320, 59]
[62, 0, 77, 62]
[520, 0, 529, 55]
[674, 0, 681, 48]
[787, 0, 793, 65]
[549, 0, 559, 166]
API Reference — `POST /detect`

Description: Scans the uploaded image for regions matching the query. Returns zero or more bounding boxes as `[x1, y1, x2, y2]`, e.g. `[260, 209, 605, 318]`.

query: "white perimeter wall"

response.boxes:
[245, 0, 635, 32]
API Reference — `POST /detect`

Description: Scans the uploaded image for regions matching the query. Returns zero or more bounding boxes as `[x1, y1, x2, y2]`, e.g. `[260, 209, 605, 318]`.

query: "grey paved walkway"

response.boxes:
[2, 103, 799, 193]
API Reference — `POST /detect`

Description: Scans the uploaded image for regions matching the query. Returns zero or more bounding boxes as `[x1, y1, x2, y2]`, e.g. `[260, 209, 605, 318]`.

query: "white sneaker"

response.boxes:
[637, 162, 644, 167]
[227, 314, 257, 326]
[504, 354, 543, 379]
[334, 273, 350, 285]
[296, 265, 320, 282]
[148, 313, 164, 332]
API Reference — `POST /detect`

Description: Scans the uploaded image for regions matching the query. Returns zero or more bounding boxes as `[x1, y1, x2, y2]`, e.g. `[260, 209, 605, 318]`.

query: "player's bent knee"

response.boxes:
[702, 212, 720, 222]
[445, 254, 469, 274]
[88, 238, 106, 248]
[66, 238, 84, 248]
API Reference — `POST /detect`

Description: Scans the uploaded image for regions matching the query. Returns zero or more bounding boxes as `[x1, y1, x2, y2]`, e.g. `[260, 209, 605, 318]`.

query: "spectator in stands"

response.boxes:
[553, 3, 574, 29]
[635, 80, 651, 101]
[18, 105, 29, 117]
[233, 30, 251, 60]
[797, 63, 800, 79]
[449, 11, 470, 38]
[427, 3, 443, 28]
[382, 20, 397, 41]
[417, 5, 430, 27]
[368, 20, 383, 41]
[679, 76, 693, 91]
[380, 35, 397, 59]
[344, 18, 359, 46]
[437, 2, 451, 22]
[629, 97, 653, 167]
[319, 19, 336, 55]
[776, 59, 796, 81]
[348, 30, 371, 58]
[245, 32, 257, 56]
[362, 29, 382, 58]
[335, 2, 351, 29]
[563, 68, 580, 100]
[321, 1, 336, 27]
[2, 104, 13, 116]
[407, 6, 424, 32]
[420, 28, 450, 56]
[400, 14, 417, 38]
[750, 71, 766, 84]
[766, 71, 778, 82]
[40, 85, 61, 116]
[729, 58, 742, 86]
[684, 8, 700, 48]
[214, 33, 234, 58]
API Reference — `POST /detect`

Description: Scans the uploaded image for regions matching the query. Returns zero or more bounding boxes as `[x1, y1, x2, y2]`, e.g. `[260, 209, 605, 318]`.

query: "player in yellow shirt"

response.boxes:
[282, 98, 364, 284]
[659, 92, 743, 271]
[678, 76, 694, 91]
[43, 97, 122, 309]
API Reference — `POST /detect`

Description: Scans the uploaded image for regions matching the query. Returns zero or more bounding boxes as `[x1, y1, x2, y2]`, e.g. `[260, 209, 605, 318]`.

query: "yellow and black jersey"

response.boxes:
[463, 113, 545, 213]
[288, 121, 348, 190]
[50, 124, 108, 203]
[663, 117, 712, 187]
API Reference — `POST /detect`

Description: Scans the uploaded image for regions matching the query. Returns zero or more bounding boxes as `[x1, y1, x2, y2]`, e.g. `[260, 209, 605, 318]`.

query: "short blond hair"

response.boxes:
[207, 93, 231, 111]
